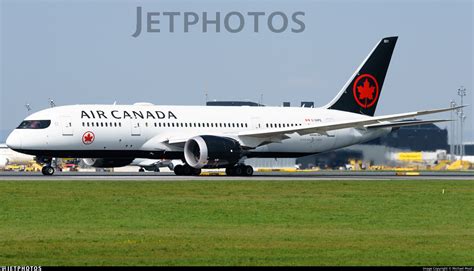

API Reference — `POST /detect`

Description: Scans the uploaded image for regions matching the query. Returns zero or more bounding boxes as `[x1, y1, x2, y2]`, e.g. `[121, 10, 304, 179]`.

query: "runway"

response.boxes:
[0, 171, 473, 181]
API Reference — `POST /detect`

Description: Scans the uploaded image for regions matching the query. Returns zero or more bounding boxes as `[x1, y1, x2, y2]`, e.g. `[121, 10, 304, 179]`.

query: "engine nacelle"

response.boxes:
[83, 158, 134, 168]
[184, 136, 242, 168]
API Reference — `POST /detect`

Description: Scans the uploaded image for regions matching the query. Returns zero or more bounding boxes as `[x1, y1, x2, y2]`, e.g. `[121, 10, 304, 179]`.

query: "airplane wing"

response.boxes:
[238, 105, 463, 139]
[156, 106, 462, 149]
[365, 119, 450, 129]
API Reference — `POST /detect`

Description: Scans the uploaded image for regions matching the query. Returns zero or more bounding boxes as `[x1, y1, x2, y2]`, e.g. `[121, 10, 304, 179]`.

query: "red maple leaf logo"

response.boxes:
[82, 131, 94, 144]
[357, 79, 375, 101]
[84, 133, 93, 142]
[353, 74, 379, 109]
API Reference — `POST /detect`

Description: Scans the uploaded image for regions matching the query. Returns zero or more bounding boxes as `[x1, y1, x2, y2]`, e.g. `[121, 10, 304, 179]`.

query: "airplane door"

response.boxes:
[60, 116, 73, 136]
[131, 120, 141, 136]
[251, 117, 262, 129]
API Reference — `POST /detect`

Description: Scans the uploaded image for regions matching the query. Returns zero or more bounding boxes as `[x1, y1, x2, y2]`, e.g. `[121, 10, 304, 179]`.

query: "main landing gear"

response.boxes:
[174, 164, 202, 176]
[225, 165, 254, 176]
[172, 164, 254, 176]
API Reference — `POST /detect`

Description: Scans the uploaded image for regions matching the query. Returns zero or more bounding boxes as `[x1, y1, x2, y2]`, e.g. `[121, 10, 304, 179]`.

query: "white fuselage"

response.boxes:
[6, 104, 391, 160]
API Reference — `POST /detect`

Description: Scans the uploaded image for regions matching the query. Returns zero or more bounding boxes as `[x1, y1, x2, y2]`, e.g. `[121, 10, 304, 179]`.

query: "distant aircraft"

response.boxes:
[82, 158, 178, 172]
[6, 36, 460, 176]
[0, 144, 35, 169]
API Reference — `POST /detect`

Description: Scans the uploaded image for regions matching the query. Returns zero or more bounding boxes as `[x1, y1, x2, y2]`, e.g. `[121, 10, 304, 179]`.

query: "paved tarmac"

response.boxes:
[0, 171, 473, 181]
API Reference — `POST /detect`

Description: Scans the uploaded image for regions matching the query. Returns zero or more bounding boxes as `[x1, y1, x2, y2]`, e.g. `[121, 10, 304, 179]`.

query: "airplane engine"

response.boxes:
[83, 158, 134, 168]
[0, 156, 9, 168]
[184, 135, 242, 168]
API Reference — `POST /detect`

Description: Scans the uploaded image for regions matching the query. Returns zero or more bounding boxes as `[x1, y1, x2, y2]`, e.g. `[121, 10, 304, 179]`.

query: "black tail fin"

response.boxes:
[325, 36, 398, 116]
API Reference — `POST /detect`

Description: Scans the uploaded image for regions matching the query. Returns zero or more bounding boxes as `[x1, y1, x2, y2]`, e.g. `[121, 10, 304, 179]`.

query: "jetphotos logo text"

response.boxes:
[132, 7, 305, 37]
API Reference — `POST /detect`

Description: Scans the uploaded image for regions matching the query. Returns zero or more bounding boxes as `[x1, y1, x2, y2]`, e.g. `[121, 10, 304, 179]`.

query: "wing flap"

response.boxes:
[365, 119, 450, 129]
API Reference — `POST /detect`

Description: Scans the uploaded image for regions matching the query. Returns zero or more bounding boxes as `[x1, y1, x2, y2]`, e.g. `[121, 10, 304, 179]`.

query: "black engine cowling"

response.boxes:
[184, 136, 242, 168]
[83, 158, 134, 168]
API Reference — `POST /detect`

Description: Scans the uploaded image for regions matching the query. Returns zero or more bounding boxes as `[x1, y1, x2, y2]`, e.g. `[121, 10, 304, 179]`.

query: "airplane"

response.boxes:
[0, 144, 35, 169]
[83, 157, 178, 172]
[129, 158, 179, 172]
[6, 36, 461, 176]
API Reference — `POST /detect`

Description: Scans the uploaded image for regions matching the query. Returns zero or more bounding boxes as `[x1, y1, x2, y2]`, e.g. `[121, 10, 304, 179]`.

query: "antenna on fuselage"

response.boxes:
[25, 103, 31, 111]
[49, 98, 56, 108]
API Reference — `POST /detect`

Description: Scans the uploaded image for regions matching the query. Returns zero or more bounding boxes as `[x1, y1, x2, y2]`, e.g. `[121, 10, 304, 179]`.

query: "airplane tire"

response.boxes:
[225, 167, 235, 176]
[183, 165, 192, 175]
[42, 166, 55, 176]
[234, 166, 243, 176]
[192, 168, 201, 176]
[174, 165, 184, 176]
[138, 168, 145, 172]
[244, 165, 254, 176]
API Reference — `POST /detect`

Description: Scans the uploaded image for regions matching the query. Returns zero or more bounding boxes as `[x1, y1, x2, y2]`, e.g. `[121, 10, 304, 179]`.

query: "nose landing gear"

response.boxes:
[36, 156, 55, 176]
[41, 166, 55, 176]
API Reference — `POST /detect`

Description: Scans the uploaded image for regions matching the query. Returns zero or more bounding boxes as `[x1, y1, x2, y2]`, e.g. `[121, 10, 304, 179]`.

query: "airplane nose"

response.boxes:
[6, 131, 22, 150]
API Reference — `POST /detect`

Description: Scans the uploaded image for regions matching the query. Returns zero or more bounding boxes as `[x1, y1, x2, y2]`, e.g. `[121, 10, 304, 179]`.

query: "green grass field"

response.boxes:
[0, 180, 472, 266]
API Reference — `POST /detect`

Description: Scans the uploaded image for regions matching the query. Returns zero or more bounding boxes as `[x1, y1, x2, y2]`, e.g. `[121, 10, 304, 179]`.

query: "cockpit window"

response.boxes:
[17, 120, 51, 129]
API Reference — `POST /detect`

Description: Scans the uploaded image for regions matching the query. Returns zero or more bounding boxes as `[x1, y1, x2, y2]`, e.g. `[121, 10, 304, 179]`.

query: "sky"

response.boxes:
[1, 0, 473, 142]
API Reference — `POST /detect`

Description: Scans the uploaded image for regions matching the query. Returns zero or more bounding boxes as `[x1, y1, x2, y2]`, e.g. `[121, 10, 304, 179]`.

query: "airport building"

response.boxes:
[297, 123, 450, 169]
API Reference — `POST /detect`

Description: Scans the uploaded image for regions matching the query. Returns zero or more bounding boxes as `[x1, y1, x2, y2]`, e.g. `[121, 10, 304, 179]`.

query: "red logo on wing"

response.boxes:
[82, 131, 95, 145]
[353, 74, 379, 109]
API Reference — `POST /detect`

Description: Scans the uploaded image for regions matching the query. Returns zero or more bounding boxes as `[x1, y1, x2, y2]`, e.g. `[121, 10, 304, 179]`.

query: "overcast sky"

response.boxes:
[1, 0, 473, 142]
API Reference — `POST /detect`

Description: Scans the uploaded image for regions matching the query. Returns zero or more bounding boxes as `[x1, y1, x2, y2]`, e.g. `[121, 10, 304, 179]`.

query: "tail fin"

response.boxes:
[325, 36, 398, 116]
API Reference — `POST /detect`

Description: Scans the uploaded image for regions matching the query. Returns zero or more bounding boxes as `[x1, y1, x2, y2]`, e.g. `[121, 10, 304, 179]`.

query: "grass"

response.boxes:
[0, 180, 472, 266]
